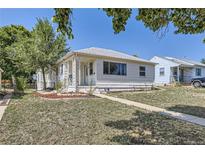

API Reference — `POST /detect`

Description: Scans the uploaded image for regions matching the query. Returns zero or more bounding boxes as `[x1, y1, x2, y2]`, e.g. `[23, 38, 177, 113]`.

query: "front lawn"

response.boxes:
[1, 91, 205, 144]
[108, 86, 205, 118]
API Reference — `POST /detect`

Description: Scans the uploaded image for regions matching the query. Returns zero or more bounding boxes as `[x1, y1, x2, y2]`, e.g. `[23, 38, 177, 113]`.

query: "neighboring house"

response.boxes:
[0, 68, 3, 90]
[150, 56, 205, 85]
[36, 67, 57, 91]
[36, 47, 156, 92]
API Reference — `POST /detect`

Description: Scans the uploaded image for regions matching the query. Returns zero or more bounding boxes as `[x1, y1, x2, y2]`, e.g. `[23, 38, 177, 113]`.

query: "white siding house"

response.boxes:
[150, 56, 205, 85]
[36, 67, 56, 90]
[36, 47, 156, 92]
[0, 68, 3, 90]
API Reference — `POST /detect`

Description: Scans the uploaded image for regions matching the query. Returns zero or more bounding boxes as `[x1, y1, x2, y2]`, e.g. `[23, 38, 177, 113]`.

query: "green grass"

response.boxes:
[1, 91, 205, 144]
[108, 86, 205, 118]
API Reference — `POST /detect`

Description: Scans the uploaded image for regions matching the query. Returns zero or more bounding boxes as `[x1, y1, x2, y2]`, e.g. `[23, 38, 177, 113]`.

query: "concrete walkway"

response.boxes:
[94, 93, 205, 127]
[0, 93, 12, 121]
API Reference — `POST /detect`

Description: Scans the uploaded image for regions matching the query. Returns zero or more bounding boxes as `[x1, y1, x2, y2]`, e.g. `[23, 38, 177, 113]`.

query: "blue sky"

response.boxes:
[0, 8, 205, 61]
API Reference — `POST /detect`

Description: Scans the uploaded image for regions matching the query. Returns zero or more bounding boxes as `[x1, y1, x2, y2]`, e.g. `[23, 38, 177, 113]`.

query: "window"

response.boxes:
[65, 62, 68, 69]
[139, 66, 146, 77]
[60, 64, 63, 75]
[110, 62, 119, 75]
[89, 62, 93, 75]
[159, 67, 165, 76]
[196, 68, 202, 76]
[103, 62, 109, 74]
[103, 61, 127, 75]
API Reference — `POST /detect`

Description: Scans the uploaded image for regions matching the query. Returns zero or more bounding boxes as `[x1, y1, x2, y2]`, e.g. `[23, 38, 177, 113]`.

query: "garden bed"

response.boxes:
[0, 91, 6, 100]
[33, 91, 92, 99]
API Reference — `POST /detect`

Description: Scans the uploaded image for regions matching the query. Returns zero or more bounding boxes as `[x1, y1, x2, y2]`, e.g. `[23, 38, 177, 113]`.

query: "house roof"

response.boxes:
[57, 47, 156, 64]
[180, 58, 205, 67]
[164, 57, 195, 67]
[154, 56, 205, 67]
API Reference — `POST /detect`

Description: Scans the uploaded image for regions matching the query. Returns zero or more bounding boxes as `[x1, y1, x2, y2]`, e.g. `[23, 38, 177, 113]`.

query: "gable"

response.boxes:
[150, 56, 179, 67]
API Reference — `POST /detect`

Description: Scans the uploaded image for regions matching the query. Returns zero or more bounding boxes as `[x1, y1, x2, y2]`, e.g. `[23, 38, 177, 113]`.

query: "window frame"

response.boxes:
[139, 66, 146, 77]
[196, 68, 202, 76]
[159, 67, 165, 76]
[60, 64, 63, 75]
[89, 62, 94, 75]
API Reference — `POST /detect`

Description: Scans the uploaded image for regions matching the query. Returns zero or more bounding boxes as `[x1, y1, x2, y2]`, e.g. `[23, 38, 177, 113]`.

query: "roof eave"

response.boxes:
[56, 52, 74, 64]
[76, 52, 156, 65]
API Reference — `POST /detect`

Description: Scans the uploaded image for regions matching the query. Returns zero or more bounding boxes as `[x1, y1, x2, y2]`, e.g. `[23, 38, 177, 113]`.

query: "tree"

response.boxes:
[133, 54, 139, 58]
[136, 8, 205, 42]
[201, 58, 205, 64]
[31, 18, 67, 90]
[0, 25, 31, 80]
[52, 8, 73, 39]
[53, 8, 205, 43]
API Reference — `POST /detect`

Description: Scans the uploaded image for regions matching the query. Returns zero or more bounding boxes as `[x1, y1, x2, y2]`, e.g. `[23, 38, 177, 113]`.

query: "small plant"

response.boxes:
[16, 77, 27, 92]
[171, 80, 182, 87]
[88, 79, 95, 95]
[55, 81, 62, 92]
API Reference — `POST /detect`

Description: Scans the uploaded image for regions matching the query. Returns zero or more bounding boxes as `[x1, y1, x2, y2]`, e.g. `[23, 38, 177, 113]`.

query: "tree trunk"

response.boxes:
[12, 75, 17, 93]
[41, 67, 46, 90]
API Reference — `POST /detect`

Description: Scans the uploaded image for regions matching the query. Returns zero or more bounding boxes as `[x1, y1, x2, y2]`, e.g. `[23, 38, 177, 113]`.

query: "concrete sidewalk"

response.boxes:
[0, 93, 12, 121]
[94, 93, 205, 127]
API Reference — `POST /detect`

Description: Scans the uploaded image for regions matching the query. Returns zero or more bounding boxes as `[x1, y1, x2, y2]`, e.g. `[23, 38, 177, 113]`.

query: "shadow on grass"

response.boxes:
[12, 92, 26, 99]
[168, 105, 205, 119]
[105, 110, 205, 145]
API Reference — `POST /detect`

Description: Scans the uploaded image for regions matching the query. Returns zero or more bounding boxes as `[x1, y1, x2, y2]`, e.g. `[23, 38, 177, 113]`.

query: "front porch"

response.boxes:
[59, 56, 97, 92]
[170, 66, 193, 83]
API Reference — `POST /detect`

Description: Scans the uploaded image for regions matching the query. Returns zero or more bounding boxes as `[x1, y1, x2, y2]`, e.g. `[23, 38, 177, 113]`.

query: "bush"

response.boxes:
[55, 81, 62, 92]
[172, 81, 182, 87]
[16, 77, 27, 92]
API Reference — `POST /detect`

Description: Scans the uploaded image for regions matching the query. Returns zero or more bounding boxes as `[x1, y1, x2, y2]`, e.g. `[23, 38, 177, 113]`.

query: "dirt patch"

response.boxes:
[192, 93, 205, 98]
[0, 91, 7, 101]
[33, 92, 93, 99]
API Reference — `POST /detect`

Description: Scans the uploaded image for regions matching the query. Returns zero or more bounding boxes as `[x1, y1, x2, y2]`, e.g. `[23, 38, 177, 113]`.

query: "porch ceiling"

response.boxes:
[79, 57, 95, 62]
[171, 64, 194, 68]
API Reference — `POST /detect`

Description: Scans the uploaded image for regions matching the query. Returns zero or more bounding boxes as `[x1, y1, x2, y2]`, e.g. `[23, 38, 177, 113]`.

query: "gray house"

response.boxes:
[150, 56, 205, 85]
[36, 47, 156, 92]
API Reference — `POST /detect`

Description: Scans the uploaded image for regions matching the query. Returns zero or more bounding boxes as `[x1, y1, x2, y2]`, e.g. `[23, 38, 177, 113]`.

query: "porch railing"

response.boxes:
[170, 75, 192, 83]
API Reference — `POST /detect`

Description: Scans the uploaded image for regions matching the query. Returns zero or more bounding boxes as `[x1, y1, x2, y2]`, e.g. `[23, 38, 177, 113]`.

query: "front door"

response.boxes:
[84, 65, 88, 85]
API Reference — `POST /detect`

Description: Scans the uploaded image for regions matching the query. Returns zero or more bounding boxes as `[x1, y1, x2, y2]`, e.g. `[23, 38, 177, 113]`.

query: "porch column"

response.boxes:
[67, 61, 69, 88]
[72, 56, 80, 91]
[79, 61, 81, 86]
[177, 66, 180, 82]
[87, 63, 90, 85]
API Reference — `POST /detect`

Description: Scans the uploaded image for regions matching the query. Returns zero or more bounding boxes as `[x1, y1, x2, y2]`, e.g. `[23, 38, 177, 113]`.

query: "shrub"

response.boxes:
[16, 77, 27, 92]
[88, 79, 95, 95]
[172, 81, 182, 87]
[55, 81, 62, 92]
